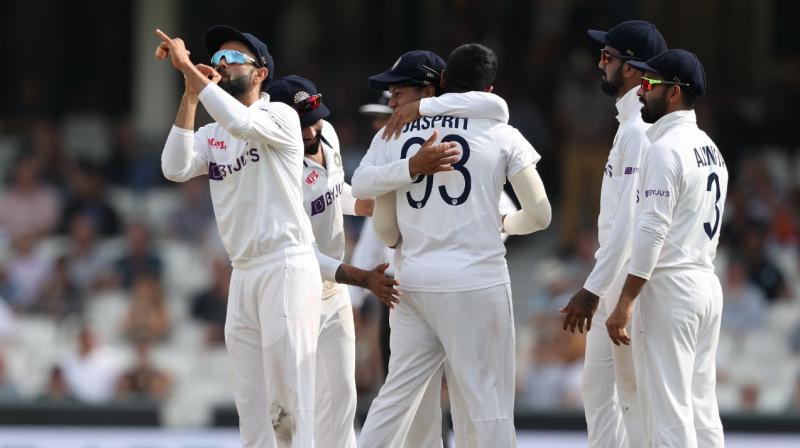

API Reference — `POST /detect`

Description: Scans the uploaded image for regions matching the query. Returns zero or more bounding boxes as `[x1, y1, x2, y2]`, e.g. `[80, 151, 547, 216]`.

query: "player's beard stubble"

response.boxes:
[640, 90, 668, 124]
[218, 70, 254, 99]
[599, 64, 625, 97]
[304, 133, 322, 155]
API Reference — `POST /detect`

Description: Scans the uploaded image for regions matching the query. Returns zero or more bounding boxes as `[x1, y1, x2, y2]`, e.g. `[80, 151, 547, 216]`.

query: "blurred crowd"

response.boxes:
[0, 0, 799, 428]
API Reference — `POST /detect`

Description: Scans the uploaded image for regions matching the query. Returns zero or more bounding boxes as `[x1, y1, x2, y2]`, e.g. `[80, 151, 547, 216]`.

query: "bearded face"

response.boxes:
[302, 120, 324, 155]
[599, 62, 625, 97]
[304, 132, 322, 155]
[639, 87, 669, 124]
[217, 67, 255, 98]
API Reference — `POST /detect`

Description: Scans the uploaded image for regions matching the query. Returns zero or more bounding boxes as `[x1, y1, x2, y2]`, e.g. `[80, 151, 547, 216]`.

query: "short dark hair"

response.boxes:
[445, 43, 497, 92]
[679, 86, 697, 109]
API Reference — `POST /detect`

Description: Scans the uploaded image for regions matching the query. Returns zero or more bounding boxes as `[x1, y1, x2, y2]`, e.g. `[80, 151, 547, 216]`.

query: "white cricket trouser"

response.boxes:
[404, 362, 469, 448]
[582, 262, 644, 448]
[359, 283, 517, 448]
[404, 364, 444, 447]
[225, 246, 322, 448]
[633, 269, 724, 448]
[316, 287, 357, 448]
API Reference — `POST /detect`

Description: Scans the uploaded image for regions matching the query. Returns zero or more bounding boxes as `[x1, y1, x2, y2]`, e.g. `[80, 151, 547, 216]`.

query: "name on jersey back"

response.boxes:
[401, 116, 469, 134]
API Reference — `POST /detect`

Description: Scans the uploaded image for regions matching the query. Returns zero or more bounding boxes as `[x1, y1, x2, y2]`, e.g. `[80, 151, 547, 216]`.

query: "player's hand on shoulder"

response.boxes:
[366, 263, 400, 309]
[408, 130, 461, 177]
[382, 100, 422, 140]
[559, 288, 600, 334]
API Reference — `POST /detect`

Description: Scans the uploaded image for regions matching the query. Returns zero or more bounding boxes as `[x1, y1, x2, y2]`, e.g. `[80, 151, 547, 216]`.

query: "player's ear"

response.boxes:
[623, 63, 638, 80]
[485, 85, 493, 93]
[254, 67, 268, 85]
[668, 84, 682, 105]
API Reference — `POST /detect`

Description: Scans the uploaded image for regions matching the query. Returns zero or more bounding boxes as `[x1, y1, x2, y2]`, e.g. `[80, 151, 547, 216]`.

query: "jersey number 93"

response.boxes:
[400, 134, 472, 209]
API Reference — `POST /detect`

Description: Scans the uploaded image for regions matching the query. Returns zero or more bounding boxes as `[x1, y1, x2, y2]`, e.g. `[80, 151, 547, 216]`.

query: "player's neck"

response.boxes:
[306, 145, 325, 167]
[237, 90, 261, 107]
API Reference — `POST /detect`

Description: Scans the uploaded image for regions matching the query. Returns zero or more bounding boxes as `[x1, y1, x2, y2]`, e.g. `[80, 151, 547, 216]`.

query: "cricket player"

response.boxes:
[606, 49, 726, 448]
[351, 50, 518, 447]
[269, 75, 399, 448]
[356, 44, 551, 448]
[156, 26, 321, 448]
[559, 20, 667, 448]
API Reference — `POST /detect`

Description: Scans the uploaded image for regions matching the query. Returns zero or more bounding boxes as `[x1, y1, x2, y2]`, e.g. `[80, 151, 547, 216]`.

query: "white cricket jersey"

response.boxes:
[629, 110, 728, 279]
[351, 92, 509, 199]
[301, 120, 357, 298]
[347, 191, 518, 307]
[583, 87, 651, 297]
[161, 84, 314, 265]
[380, 116, 540, 292]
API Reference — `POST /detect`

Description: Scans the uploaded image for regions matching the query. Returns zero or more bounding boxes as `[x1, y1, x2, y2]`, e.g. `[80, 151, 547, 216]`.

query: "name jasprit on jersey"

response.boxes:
[401, 115, 469, 134]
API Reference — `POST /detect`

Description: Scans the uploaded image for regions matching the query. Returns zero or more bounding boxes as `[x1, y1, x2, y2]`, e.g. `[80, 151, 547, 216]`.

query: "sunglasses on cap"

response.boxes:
[211, 49, 258, 67]
[600, 49, 633, 65]
[294, 93, 323, 116]
[640, 76, 690, 92]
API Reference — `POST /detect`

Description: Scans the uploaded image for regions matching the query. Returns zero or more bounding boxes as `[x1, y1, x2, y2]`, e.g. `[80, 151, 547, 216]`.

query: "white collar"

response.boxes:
[615, 86, 642, 124]
[645, 109, 697, 142]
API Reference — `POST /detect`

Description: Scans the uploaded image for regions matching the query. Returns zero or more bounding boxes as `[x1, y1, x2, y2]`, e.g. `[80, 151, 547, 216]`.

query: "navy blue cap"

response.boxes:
[368, 50, 446, 91]
[628, 49, 706, 98]
[588, 20, 667, 61]
[204, 25, 276, 90]
[268, 75, 330, 128]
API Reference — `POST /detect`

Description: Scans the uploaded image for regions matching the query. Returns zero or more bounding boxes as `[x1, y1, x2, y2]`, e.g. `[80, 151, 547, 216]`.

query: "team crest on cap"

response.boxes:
[294, 91, 311, 103]
[626, 49, 635, 56]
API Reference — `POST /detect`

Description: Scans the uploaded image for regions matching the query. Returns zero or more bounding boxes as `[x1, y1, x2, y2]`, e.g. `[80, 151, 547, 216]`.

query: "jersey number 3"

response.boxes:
[400, 134, 471, 209]
[703, 172, 721, 239]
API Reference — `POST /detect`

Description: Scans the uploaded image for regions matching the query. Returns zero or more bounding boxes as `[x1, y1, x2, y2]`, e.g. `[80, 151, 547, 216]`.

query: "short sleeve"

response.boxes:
[498, 126, 540, 180]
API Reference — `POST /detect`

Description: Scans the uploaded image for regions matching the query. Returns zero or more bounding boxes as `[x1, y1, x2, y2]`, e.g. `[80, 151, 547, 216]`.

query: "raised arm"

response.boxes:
[382, 92, 509, 140]
[420, 92, 508, 122]
[198, 85, 302, 149]
[160, 62, 212, 181]
[155, 28, 300, 151]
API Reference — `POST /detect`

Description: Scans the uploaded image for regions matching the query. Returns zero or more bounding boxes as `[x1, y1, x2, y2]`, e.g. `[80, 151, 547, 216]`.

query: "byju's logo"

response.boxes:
[624, 166, 639, 175]
[209, 162, 224, 180]
[311, 196, 326, 216]
[208, 148, 261, 181]
[310, 183, 344, 216]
